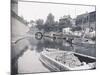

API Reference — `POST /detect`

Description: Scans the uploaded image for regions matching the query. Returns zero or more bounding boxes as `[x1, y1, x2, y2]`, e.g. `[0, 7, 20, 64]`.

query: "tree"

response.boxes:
[58, 15, 72, 32]
[29, 20, 35, 27]
[30, 20, 34, 24]
[44, 13, 60, 32]
[36, 19, 44, 30]
[59, 15, 72, 26]
[45, 13, 55, 26]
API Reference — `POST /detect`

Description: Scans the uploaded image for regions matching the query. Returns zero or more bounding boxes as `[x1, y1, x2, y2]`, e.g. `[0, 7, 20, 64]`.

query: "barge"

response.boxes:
[39, 48, 96, 71]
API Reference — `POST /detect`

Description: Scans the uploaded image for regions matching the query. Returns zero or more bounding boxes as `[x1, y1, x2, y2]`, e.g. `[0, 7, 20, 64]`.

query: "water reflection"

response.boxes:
[17, 37, 73, 73]
[29, 37, 73, 53]
[18, 49, 50, 73]
[28, 37, 96, 57]
[12, 34, 96, 74]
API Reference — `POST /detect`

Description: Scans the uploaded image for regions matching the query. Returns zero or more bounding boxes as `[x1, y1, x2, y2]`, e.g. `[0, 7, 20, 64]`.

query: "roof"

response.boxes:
[76, 11, 96, 19]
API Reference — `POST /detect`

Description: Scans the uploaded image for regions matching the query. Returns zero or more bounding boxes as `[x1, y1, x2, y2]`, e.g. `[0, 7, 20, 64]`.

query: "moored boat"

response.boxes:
[39, 48, 96, 71]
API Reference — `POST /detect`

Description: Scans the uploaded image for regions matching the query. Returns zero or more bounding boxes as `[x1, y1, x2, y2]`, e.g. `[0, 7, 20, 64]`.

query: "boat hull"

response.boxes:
[40, 51, 96, 71]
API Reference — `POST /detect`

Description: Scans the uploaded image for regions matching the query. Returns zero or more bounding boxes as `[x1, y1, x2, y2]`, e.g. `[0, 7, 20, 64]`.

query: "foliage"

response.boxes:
[30, 13, 73, 32]
[36, 19, 44, 30]
[45, 13, 55, 26]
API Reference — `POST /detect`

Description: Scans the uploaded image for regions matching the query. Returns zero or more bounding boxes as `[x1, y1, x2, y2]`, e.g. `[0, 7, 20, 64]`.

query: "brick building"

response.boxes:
[75, 11, 96, 30]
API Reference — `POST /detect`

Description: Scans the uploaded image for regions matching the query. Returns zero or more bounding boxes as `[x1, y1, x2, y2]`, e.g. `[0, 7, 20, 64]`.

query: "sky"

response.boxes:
[18, 1, 95, 22]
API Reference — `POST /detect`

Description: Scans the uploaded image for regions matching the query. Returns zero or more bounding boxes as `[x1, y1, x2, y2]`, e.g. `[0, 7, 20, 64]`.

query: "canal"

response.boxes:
[18, 49, 50, 73]
[12, 33, 96, 74]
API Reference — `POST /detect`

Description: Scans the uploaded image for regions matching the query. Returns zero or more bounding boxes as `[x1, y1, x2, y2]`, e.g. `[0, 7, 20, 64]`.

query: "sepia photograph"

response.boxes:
[11, 0, 96, 75]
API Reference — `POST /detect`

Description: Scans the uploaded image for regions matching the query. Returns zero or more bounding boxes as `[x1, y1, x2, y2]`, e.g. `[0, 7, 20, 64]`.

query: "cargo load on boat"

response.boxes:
[40, 49, 96, 71]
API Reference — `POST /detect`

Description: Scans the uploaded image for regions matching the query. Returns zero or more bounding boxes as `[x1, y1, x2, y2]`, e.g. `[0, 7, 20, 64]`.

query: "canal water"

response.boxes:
[12, 34, 96, 73]
[18, 49, 50, 73]
[16, 36, 52, 73]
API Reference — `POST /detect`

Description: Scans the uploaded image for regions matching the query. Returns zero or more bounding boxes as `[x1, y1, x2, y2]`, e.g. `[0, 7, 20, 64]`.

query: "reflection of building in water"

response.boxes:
[75, 11, 96, 30]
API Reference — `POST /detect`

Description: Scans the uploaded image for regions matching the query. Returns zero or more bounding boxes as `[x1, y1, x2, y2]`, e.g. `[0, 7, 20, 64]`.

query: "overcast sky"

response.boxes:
[18, 1, 95, 22]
